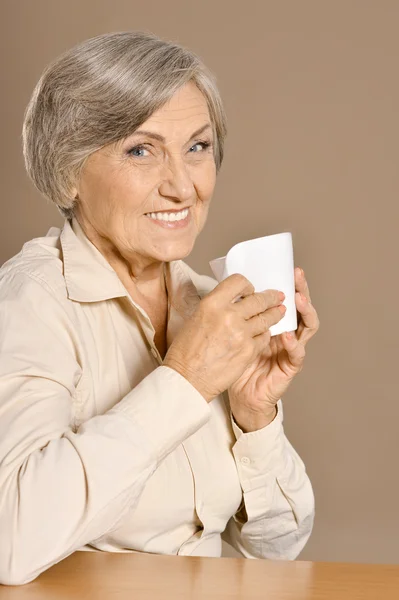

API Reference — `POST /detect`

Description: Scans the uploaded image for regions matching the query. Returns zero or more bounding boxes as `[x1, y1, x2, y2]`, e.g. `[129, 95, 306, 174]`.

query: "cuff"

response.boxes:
[109, 365, 211, 464]
[231, 400, 289, 492]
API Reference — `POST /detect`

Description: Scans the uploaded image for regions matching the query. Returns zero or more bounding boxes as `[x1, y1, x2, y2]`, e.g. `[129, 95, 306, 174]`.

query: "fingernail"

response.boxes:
[279, 304, 287, 314]
[278, 292, 285, 301]
[286, 332, 293, 339]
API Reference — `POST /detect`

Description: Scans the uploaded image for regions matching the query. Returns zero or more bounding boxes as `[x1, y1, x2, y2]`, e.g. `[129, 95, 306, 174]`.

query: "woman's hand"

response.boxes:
[163, 274, 285, 402]
[228, 267, 320, 432]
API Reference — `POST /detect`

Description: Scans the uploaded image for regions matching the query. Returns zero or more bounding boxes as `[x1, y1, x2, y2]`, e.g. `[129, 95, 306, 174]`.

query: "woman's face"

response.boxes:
[74, 81, 217, 266]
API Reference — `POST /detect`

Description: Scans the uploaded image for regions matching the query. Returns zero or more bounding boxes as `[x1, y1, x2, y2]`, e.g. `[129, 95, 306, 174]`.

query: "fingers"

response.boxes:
[253, 329, 272, 355]
[238, 289, 284, 319]
[295, 267, 311, 303]
[247, 304, 286, 337]
[281, 330, 306, 369]
[295, 291, 320, 343]
[209, 273, 255, 304]
[294, 267, 319, 343]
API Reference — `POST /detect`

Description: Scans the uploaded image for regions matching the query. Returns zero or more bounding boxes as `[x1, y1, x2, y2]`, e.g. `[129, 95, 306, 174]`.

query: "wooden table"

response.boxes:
[0, 552, 398, 599]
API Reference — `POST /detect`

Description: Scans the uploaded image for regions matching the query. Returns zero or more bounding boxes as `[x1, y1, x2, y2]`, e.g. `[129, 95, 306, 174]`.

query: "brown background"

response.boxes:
[1, 0, 398, 564]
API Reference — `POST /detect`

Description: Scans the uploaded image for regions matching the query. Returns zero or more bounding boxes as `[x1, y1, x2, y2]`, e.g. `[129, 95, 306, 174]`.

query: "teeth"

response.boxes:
[147, 208, 189, 222]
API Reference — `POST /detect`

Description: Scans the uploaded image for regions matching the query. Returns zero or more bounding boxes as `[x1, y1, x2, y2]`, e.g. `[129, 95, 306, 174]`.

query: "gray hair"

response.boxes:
[22, 31, 227, 220]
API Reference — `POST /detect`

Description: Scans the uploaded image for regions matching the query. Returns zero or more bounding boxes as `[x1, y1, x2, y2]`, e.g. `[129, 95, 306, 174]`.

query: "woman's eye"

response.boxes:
[189, 141, 211, 153]
[128, 145, 149, 157]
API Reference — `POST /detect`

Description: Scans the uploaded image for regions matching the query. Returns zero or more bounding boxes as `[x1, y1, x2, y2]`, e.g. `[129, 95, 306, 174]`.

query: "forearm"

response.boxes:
[0, 367, 210, 585]
[224, 469, 314, 559]
[225, 400, 315, 559]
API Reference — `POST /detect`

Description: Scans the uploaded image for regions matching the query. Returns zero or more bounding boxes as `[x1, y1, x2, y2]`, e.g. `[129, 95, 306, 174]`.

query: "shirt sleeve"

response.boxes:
[222, 399, 315, 559]
[0, 271, 210, 585]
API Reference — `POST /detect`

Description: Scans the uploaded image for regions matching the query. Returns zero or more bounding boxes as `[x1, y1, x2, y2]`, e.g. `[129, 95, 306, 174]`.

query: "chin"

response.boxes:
[156, 239, 196, 263]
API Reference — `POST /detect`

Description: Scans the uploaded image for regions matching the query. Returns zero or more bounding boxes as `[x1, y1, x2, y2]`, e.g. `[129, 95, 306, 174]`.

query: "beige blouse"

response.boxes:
[0, 218, 315, 585]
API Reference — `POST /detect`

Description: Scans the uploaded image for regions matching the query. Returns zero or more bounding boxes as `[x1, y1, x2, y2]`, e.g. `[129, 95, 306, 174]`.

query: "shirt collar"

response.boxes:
[60, 217, 127, 302]
[60, 218, 202, 321]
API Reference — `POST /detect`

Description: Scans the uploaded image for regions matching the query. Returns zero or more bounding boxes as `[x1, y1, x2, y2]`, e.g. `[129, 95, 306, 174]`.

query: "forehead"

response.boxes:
[143, 82, 210, 131]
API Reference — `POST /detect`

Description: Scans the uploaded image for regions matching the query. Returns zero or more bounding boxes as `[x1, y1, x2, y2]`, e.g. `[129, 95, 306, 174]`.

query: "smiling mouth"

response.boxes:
[144, 207, 190, 223]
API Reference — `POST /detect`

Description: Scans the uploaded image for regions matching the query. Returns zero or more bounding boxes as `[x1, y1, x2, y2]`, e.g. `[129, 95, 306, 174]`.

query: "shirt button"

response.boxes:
[241, 456, 250, 465]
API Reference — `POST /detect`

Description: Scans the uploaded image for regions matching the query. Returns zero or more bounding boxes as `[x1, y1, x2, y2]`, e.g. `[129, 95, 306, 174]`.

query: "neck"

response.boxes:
[73, 214, 166, 299]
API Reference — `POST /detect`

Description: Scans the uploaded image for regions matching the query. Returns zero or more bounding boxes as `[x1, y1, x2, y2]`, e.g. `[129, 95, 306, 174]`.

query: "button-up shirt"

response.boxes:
[0, 218, 315, 585]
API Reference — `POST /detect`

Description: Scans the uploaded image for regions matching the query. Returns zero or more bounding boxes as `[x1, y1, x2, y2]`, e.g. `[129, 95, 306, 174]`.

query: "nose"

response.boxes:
[158, 155, 194, 203]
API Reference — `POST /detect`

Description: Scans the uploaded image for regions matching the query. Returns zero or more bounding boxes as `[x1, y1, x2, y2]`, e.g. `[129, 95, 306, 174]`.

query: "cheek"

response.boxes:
[192, 166, 216, 231]
[116, 163, 165, 211]
[94, 167, 152, 216]
[196, 162, 217, 202]
[79, 161, 120, 210]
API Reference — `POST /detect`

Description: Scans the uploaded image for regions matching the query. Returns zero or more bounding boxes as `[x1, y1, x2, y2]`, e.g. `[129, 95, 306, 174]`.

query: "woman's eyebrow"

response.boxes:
[131, 123, 212, 144]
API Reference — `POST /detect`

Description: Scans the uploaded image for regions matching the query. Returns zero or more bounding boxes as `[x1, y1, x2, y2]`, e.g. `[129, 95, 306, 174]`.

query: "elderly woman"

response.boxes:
[0, 31, 319, 585]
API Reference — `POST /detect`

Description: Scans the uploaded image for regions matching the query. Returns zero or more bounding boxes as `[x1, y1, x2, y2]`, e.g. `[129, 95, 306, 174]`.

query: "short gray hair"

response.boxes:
[22, 31, 227, 220]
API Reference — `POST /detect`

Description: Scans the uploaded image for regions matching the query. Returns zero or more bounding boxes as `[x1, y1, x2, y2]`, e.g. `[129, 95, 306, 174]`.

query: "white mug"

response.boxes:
[209, 232, 297, 337]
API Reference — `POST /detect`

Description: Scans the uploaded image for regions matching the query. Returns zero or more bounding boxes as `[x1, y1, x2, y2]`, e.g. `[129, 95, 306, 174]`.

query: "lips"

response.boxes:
[144, 208, 191, 215]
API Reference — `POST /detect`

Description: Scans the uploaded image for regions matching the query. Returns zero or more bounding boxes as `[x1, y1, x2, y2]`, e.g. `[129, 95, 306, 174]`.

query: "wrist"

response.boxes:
[232, 405, 277, 433]
[163, 358, 214, 403]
